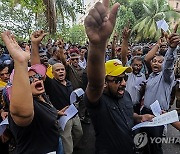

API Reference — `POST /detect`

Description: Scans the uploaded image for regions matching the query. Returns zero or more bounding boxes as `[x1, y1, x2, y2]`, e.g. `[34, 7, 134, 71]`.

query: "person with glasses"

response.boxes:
[1, 31, 67, 154]
[84, 1, 154, 153]
[30, 31, 83, 154]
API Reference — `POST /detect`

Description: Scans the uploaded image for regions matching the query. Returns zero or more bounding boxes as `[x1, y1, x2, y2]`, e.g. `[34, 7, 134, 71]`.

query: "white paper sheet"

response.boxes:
[132, 110, 179, 131]
[59, 104, 78, 131]
[70, 88, 84, 104]
[0, 118, 9, 136]
[150, 100, 161, 116]
[156, 19, 169, 32]
[47, 152, 56, 154]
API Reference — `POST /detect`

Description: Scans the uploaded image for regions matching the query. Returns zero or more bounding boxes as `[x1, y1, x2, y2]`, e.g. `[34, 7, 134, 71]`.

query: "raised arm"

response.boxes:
[121, 27, 131, 66]
[111, 33, 118, 59]
[56, 39, 68, 67]
[144, 39, 162, 62]
[31, 30, 47, 65]
[1, 31, 33, 126]
[163, 27, 180, 83]
[84, 0, 120, 103]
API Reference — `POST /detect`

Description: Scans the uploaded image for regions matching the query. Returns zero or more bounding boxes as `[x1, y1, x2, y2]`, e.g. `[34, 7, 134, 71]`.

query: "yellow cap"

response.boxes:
[105, 59, 132, 76]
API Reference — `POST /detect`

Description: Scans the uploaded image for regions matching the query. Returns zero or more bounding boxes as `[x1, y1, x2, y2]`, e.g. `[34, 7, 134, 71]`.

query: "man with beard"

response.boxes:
[84, 0, 153, 153]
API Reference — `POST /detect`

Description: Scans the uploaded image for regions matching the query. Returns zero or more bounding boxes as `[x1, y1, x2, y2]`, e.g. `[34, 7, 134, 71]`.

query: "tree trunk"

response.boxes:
[43, 0, 57, 34]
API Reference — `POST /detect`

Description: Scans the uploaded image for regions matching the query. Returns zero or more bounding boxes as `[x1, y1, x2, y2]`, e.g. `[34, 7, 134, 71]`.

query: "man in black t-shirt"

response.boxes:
[84, 1, 154, 154]
[44, 62, 83, 154]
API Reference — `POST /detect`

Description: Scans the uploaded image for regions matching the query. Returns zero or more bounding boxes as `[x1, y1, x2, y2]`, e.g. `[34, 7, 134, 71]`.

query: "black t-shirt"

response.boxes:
[44, 77, 73, 110]
[84, 91, 135, 154]
[9, 96, 59, 154]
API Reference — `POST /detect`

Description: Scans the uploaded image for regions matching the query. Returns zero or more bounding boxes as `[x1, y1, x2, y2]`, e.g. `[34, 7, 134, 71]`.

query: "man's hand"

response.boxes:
[84, 0, 120, 45]
[57, 106, 69, 116]
[31, 30, 47, 45]
[122, 26, 131, 40]
[165, 24, 180, 48]
[168, 33, 180, 48]
[1, 111, 8, 120]
[57, 39, 64, 49]
[141, 114, 154, 122]
[1, 31, 30, 63]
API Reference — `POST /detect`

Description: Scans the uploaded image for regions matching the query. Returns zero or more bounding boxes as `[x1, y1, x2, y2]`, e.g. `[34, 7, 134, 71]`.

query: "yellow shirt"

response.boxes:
[0, 80, 7, 89]
[46, 64, 54, 79]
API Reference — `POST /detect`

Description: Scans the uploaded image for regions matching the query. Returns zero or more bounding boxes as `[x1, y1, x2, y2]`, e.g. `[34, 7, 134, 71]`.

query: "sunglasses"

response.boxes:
[71, 58, 79, 61]
[29, 73, 43, 84]
[106, 75, 128, 84]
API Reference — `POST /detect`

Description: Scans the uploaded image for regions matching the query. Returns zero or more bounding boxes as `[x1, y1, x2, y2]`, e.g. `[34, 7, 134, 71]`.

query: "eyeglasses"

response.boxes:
[29, 73, 43, 84]
[71, 58, 79, 61]
[106, 75, 128, 84]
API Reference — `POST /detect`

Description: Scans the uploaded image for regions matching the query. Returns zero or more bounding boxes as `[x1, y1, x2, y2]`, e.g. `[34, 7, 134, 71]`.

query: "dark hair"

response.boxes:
[80, 46, 87, 51]
[132, 46, 142, 53]
[52, 47, 58, 54]
[131, 56, 143, 65]
[0, 63, 8, 72]
[152, 54, 164, 60]
[143, 46, 150, 55]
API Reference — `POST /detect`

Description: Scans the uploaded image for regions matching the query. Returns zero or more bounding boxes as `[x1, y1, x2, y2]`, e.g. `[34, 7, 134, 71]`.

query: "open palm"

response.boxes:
[1, 31, 30, 63]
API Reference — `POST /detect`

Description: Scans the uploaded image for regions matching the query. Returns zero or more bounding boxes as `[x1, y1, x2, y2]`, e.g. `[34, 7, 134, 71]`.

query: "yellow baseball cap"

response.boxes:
[105, 59, 132, 76]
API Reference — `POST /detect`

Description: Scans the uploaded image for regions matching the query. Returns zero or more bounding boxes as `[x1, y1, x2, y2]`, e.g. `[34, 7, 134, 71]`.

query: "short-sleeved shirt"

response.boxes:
[84, 91, 135, 154]
[126, 72, 146, 105]
[8, 96, 59, 154]
[44, 77, 73, 110]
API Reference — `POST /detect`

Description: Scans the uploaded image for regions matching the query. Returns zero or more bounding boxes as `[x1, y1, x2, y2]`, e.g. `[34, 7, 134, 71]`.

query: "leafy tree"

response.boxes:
[115, 5, 136, 38]
[0, 1, 35, 40]
[5, 0, 84, 34]
[111, 0, 130, 6]
[130, 0, 145, 20]
[68, 24, 87, 45]
[132, 0, 180, 42]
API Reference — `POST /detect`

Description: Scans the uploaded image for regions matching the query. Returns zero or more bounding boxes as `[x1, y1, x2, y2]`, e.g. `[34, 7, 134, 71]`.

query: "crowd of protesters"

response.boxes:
[0, 0, 180, 154]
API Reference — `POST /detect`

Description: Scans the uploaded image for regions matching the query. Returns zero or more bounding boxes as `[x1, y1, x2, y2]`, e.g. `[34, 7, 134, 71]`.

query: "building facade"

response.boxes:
[169, 0, 180, 12]
[168, 0, 180, 27]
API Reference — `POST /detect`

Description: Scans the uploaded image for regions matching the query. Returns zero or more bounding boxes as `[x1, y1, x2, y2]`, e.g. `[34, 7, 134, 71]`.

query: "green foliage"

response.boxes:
[111, 0, 130, 6]
[59, 24, 87, 45]
[2, 0, 84, 34]
[0, 1, 35, 40]
[130, 0, 145, 20]
[69, 24, 87, 45]
[132, 0, 180, 42]
[115, 5, 136, 36]
[56, 0, 84, 23]
[1, 0, 45, 13]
